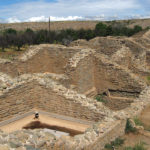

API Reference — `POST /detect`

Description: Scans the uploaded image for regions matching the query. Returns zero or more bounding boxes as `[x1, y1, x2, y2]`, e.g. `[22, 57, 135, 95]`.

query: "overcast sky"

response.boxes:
[0, 0, 150, 23]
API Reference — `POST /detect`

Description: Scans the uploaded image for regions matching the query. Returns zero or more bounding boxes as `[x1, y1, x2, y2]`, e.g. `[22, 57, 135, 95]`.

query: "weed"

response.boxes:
[134, 117, 143, 126]
[125, 119, 137, 133]
[105, 138, 124, 149]
[147, 76, 150, 81]
[124, 142, 147, 150]
[95, 94, 107, 104]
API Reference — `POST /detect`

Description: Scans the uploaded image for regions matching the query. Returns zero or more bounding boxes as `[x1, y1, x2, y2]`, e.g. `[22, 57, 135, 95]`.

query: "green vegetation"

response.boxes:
[104, 138, 147, 150]
[105, 137, 125, 149]
[124, 142, 147, 150]
[95, 94, 107, 103]
[134, 117, 143, 126]
[125, 119, 137, 133]
[0, 22, 146, 52]
[147, 76, 150, 81]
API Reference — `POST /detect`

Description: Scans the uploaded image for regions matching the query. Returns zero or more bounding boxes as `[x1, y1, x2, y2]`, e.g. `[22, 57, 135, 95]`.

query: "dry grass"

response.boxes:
[0, 18, 150, 31]
[0, 45, 28, 60]
[0, 21, 98, 31]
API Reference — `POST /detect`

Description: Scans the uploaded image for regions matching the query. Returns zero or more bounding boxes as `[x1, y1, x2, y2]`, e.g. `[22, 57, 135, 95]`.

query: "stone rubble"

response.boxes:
[67, 48, 95, 68]
[0, 129, 56, 150]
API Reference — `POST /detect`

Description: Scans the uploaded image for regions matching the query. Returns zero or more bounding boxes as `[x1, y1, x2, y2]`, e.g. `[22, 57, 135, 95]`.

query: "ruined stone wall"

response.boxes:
[52, 119, 126, 150]
[93, 54, 145, 94]
[67, 56, 95, 94]
[0, 42, 150, 150]
[0, 82, 37, 121]
[0, 45, 79, 77]
[0, 80, 104, 122]
[66, 50, 145, 98]
[53, 87, 150, 150]
[35, 85, 103, 122]
[1, 86, 150, 150]
[87, 120, 126, 150]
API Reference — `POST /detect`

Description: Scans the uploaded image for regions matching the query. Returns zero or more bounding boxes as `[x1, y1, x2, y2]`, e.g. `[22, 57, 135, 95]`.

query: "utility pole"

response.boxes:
[48, 16, 51, 43]
[48, 16, 51, 34]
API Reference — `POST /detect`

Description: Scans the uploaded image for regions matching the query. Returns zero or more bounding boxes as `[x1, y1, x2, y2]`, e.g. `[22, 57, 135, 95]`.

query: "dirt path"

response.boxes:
[0, 114, 90, 133]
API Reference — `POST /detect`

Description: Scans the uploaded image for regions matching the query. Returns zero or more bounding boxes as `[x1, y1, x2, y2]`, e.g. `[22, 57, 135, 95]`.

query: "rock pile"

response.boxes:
[0, 129, 56, 150]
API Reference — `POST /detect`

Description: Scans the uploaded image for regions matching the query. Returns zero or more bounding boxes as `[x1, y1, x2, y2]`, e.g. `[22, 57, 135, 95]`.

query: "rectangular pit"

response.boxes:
[0, 111, 92, 137]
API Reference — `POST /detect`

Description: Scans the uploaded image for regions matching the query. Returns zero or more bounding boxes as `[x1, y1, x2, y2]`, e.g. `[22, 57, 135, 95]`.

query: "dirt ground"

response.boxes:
[139, 105, 150, 130]
[119, 105, 150, 150]
[0, 114, 90, 134]
[119, 133, 150, 150]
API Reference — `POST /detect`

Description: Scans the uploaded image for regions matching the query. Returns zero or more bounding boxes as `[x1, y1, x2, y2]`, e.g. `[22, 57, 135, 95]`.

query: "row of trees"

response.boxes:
[0, 22, 144, 51]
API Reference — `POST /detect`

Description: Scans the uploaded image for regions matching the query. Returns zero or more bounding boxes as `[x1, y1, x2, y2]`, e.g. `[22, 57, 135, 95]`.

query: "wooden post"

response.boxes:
[49, 16, 51, 33]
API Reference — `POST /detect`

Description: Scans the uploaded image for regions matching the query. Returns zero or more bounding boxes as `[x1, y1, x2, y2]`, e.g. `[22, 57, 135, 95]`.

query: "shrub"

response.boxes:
[125, 119, 137, 133]
[134, 117, 143, 126]
[105, 138, 125, 149]
[124, 142, 147, 150]
[95, 22, 107, 36]
[95, 94, 107, 103]
[133, 25, 142, 33]
[4, 28, 17, 35]
[147, 76, 150, 81]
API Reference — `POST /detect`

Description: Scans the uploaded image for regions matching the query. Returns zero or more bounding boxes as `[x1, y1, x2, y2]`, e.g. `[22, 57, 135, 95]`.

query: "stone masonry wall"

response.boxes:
[52, 119, 126, 150]
[36, 87, 102, 122]
[0, 82, 37, 121]
[0, 43, 149, 150]
[0, 45, 80, 77]
[87, 120, 126, 150]
[67, 56, 95, 94]
[66, 48, 145, 97]
[93, 53, 145, 94]
[0, 79, 104, 122]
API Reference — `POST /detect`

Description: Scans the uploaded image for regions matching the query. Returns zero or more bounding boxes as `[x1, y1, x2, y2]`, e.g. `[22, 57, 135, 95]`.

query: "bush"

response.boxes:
[134, 117, 143, 126]
[95, 94, 107, 103]
[4, 28, 17, 35]
[95, 22, 107, 36]
[125, 119, 137, 133]
[105, 138, 125, 149]
[133, 25, 142, 33]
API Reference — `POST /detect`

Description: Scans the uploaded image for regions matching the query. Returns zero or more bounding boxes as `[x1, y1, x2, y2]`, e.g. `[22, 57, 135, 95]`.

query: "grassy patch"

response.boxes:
[145, 76, 150, 85]
[125, 119, 137, 133]
[146, 76, 150, 82]
[105, 137, 125, 149]
[134, 117, 143, 126]
[0, 45, 28, 60]
[124, 142, 147, 150]
[95, 94, 107, 104]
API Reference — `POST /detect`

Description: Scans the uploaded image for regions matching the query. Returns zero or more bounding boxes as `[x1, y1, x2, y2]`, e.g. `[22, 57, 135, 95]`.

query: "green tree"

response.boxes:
[133, 25, 142, 33]
[4, 28, 17, 35]
[95, 22, 107, 36]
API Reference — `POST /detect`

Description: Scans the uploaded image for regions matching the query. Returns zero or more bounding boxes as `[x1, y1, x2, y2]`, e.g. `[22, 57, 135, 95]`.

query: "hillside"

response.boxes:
[0, 18, 150, 31]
